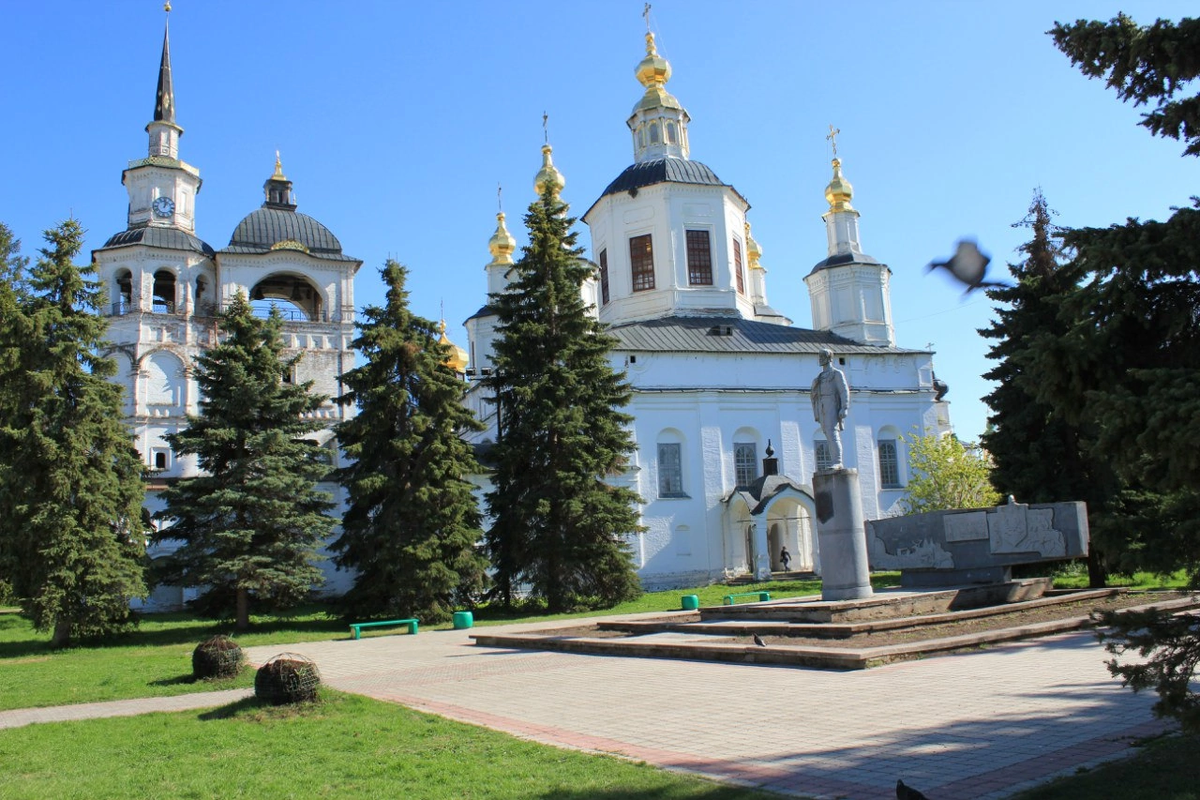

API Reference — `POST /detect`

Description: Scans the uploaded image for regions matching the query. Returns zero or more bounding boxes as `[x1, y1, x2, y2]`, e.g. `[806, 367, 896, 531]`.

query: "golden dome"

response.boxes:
[635, 32, 671, 89]
[488, 211, 516, 265]
[745, 222, 763, 270]
[439, 320, 469, 374]
[824, 157, 855, 213]
[534, 143, 564, 197]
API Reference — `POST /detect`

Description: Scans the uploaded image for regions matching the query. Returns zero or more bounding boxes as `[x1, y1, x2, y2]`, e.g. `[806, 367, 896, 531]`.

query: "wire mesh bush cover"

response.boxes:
[192, 635, 243, 679]
[255, 653, 322, 705]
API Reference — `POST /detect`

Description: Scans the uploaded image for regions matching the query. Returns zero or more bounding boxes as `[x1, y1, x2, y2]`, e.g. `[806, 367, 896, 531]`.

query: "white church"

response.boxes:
[463, 30, 952, 589]
[90, 17, 360, 606]
[94, 13, 952, 603]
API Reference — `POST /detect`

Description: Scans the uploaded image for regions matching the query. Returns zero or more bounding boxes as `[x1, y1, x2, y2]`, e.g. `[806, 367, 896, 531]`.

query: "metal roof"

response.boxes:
[97, 226, 215, 258]
[607, 315, 922, 355]
[808, 251, 885, 276]
[221, 207, 357, 262]
[600, 157, 725, 198]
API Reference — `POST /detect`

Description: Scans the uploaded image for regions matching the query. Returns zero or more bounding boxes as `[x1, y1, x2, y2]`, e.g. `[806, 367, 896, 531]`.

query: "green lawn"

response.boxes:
[1012, 732, 1200, 800]
[0, 690, 781, 799]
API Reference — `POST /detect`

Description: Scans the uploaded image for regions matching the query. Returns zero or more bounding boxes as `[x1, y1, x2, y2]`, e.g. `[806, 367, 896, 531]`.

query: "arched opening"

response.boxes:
[194, 275, 210, 316]
[767, 499, 815, 572]
[249, 273, 323, 321]
[649, 121, 660, 144]
[152, 270, 176, 314]
[114, 269, 133, 315]
[666, 121, 677, 144]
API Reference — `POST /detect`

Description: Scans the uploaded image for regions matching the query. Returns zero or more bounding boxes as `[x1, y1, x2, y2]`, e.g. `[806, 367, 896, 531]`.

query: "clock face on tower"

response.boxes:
[152, 196, 176, 218]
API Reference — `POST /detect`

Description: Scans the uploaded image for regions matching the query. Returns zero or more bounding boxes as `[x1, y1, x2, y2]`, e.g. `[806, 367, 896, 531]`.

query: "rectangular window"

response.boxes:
[630, 234, 655, 292]
[658, 443, 683, 497]
[685, 230, 713, 286]
[878, 439, 901, 488]
[815, 441, 832, 472]
[733, 237, 745, 294]
[734, 442, 757, 487]
[599, 248, 610, 305]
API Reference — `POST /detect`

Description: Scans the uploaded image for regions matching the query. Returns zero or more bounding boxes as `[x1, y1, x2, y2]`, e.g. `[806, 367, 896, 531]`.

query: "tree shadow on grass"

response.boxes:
[197, 696, 263, 721]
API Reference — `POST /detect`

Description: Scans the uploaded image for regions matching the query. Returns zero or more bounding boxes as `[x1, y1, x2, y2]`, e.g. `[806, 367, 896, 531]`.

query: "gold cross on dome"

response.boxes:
[826, 124, 841, 158]
[542, 111, 549, 144]
[644, 4, 652, 32]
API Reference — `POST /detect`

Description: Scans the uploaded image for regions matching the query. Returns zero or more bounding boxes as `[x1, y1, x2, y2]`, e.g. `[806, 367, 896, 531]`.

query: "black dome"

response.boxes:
[600, 158, 725, 199]
[221, 207, 355, 262]
[97, 226, 215, 258]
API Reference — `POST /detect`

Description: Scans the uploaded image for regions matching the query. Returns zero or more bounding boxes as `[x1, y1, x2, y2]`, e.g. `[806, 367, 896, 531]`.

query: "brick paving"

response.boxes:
[0, 614, 1171, 799]
[238, 619, 1170, 799]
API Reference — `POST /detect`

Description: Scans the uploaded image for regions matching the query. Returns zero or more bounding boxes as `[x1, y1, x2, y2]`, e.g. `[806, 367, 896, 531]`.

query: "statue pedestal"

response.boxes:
[813, 468, 874, 601]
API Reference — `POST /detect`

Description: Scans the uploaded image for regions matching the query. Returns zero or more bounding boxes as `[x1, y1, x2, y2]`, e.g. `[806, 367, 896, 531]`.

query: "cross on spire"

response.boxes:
[827, 124, 841, 158]
[643, 3, 651, 32]
[542, 111, 549, 144]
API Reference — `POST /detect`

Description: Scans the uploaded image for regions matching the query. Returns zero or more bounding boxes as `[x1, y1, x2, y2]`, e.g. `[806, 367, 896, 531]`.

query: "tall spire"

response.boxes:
[146, 3, 182, 159]
[154, 4, 175, 125]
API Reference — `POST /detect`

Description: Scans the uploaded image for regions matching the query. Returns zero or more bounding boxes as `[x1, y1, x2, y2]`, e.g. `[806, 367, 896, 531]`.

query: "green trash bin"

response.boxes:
[681, 594, 700, 611]
[452, 611, 474, 629]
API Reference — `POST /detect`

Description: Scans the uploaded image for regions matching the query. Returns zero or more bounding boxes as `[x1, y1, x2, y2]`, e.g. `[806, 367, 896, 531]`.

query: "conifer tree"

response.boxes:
[155, 293, 334, 630]
[1051, 15, 1200, 156]
[333, 260, 488, 623]
[483, 184, 643, 612]
[979, 191, 1118, 585]
[0, 221, 147, 646]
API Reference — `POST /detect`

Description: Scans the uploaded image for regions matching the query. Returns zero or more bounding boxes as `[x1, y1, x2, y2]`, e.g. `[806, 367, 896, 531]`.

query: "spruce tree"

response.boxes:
[155, 293, 335, 630]
[484, 183, 643, 612]
[1051, 15, 1200, 156]
[0, 220, 147, 646]
[333, 260, 488, 623]
[979, 191, 1119, 585]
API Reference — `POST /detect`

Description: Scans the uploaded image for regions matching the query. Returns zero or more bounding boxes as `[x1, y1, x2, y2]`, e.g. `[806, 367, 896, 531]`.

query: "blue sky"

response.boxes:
[3, 1, 1196, 443]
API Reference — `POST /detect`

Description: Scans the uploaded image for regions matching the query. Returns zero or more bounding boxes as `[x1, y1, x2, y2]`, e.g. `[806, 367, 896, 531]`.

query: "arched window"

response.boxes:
[732, 427, 761, 488]
[877, 427, 904, 488]
[649, 122, 660, 144]
[115, 269, 133, 315]
[657, 429, 686, 498]
[152, 270, 176, 314]
[814, 438, 832, 472]
[666, 122, 677, 144]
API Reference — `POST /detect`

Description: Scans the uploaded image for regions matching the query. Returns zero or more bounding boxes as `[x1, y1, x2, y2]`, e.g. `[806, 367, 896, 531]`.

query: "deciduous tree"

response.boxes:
[0, 221, 147, 646]
[333, 260, 488, 623]
[484, 183, 642, 612]
[154, 293, 335, 630]
[900, 433, 1000, 515]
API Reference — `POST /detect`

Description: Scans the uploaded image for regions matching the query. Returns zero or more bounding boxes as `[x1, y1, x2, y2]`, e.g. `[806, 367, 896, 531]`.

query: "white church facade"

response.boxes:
[464, 31, 952, 589]
[90, 18, 359, 607]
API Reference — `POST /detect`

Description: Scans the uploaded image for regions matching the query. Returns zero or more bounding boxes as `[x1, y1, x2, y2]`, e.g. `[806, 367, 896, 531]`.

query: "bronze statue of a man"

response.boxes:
[811, 348, 850, 469]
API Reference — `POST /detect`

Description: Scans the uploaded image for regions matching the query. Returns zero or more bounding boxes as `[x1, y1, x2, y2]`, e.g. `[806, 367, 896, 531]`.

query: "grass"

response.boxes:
[1046, 565, 1193, 591]
[0, 690, 780, 799]
[1012, 732, 1200, 800]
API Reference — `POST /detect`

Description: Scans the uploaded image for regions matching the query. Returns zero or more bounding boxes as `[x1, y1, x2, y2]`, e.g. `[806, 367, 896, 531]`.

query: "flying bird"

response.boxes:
[896, 778, 930, 800]
[752, 634, 767, 647]
[927, 238, 1007, 294]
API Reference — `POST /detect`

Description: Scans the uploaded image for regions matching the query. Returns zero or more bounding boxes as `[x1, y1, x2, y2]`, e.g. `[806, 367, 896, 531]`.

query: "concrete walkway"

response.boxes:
[0, 614, 1171, 799]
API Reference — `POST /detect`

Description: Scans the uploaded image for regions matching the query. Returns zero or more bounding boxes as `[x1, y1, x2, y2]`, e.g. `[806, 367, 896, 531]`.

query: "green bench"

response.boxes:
[349, 618, 418, 640]
[723, 592, 770, 605]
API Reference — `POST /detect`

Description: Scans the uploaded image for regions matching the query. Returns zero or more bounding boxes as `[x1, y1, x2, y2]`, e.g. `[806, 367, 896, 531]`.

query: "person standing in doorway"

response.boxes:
[780, 546, 792, 571]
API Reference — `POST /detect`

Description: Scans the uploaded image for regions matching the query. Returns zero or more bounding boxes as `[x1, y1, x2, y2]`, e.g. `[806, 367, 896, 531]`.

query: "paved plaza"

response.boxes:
[238, 617, 1166, 799]
[0, 614, 1170, 799]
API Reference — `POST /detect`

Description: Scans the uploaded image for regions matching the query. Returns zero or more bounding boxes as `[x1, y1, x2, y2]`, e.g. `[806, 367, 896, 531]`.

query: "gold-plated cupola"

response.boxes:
[824, 158, 855, 214]
[488, 211, 516, 265]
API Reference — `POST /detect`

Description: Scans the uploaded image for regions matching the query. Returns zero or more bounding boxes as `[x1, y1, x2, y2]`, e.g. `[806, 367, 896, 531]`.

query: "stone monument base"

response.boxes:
[814, 467, 873, 602]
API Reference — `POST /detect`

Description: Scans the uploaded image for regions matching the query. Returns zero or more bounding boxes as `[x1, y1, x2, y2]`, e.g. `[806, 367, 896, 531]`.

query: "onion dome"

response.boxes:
[488, 211, 516, 265]
[745, 222, 763, 269]
[439, 320, 469, 373]
[824, 158, 855, 213]
[534, 144, 564, 197]
[632, 32, 683, 114]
